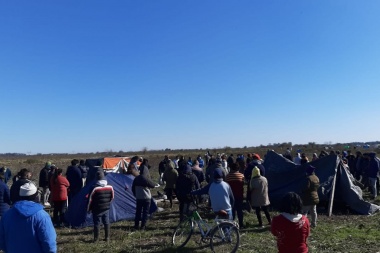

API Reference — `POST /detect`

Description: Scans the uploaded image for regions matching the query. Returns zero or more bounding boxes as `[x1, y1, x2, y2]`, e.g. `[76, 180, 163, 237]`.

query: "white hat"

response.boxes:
[19, 182, 37, 197]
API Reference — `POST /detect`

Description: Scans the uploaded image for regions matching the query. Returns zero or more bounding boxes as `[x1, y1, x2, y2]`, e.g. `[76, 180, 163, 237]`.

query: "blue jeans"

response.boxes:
[93, 210, 110, 227]
[135, 199, 151, 228]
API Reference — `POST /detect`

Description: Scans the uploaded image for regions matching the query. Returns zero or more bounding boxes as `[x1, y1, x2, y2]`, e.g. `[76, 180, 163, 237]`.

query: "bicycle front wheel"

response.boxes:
[172, 219, 194, 248]
[210, 222, 240, 253]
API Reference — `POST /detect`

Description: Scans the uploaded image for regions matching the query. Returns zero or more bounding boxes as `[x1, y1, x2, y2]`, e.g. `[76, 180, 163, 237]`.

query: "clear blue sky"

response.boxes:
[1, 1, 380, 154]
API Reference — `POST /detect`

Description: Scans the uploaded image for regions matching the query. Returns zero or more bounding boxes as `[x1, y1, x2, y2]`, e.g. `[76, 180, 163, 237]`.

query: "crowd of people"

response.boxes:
[0, 149, 377, 253]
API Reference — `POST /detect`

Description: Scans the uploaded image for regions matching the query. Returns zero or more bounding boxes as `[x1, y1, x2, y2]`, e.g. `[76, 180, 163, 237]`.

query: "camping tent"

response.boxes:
[85, 156, 137, 173]
[263, 150, 380, 215]
[65, 171, 157, 228]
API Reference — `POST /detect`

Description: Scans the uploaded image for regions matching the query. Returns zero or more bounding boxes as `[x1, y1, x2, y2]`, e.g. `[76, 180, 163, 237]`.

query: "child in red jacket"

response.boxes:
[271, 192, 310, 253]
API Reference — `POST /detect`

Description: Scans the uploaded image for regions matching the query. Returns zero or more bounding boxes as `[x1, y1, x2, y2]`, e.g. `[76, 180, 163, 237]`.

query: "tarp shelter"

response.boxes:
[65, 172, 157, 228]
[85, 157, 135, 173]
[84, 157, 141, 184]
[263, 151, 380, 215]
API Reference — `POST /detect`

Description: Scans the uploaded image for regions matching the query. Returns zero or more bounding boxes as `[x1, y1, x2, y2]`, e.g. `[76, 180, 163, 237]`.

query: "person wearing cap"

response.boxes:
[205, 158, 227, 184]
[176, 164, 200, 221]
[301, 165, 320, 228]
[192, 168, 235, 220]
[87, 171, 114, 242]
[39, 162, 52, 207]
[0, 182, 57, 252]
[250, 166, 271, 227]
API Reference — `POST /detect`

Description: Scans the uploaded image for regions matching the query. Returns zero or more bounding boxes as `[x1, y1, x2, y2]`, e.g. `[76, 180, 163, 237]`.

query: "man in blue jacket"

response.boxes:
[368, 152, 380, 200]
[192, 168, 235, 220]
[0, 181, 57, 253]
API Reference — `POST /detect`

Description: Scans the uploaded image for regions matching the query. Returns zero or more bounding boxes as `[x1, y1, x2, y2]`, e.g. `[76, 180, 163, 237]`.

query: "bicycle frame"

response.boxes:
[191, 210, 239, 239]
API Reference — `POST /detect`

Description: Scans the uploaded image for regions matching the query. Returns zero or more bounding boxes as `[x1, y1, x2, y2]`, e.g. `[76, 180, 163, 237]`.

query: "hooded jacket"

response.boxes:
[132, 166, 156, 200]
[271, 213, 310, 253]
[176, 165, 200, 198]
[87, 179, 114, 215]
[163, 161, 178, 189]
[0, 200, 57, 253]
[301, 173, 320, 206]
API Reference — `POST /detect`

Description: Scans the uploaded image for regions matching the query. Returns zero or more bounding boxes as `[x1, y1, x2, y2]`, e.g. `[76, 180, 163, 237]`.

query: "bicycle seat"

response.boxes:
[215, 210, 228, 218]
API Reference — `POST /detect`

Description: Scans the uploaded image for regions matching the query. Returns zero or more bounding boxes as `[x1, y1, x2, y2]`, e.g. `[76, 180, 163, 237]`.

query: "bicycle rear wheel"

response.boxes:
[172, 219, 194, 248]
[210, 222, 240, 253]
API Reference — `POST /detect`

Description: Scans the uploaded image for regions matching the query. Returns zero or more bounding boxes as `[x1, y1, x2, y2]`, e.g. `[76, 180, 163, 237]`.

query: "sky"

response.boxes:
[1, 1, 380, 154]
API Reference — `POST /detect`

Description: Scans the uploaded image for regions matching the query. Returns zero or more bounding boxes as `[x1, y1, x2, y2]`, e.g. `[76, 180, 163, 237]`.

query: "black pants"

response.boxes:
[232, 198, 244, 227]
[53, 200, 67, 225]
[177, 195, 191, 221]
[165, 188, 175, 206]
[255, 206, 271, 226]
[135, 199, 151, 228]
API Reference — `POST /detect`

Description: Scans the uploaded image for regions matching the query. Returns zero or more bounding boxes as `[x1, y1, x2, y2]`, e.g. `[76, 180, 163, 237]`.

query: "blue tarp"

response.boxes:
[263, 151, 380, 215]
[65, 172, 157, 228]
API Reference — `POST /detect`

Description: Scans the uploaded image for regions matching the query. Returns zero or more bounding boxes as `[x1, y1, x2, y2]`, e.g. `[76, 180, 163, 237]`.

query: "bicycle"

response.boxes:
[172, 201, 240, 253]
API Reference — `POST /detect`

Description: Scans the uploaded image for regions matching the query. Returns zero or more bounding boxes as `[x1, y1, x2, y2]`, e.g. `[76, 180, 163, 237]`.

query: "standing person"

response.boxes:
[158, 156, 169, 184]
[197, 155, 205, 169]
[245, 154, 265, 211]
[312, 153, 319, 161]
[271, 192, 310, 253]
[368, 152, 379, 200]
[162, 160, 178, 208]
[0, 170, 11, 218]
[283, 150, 293, 162]
[132, 165, 156, 230]
[78, 160, 89, 186]
[0, 182, 57, 252]
[66, 159, 83, 203]
[221, 154, 228, 172]
[227, 154, 234, 168]
[225, 162, 245, 228]
[50, 167, 70, 227]
[10, 168, 32, 204]
[39, 162, 51, 207]
[301, 165, 320, 228]
[300, 153, 309, 165]
[87, 171, 114, 242]
[192, 168, 235, 220]
[176, 164, 200, 221]
[191, 160, 205, 186]
[294, 153, 302, 165]
[250, 167, 271, 227]
[0, 167, 11, 184]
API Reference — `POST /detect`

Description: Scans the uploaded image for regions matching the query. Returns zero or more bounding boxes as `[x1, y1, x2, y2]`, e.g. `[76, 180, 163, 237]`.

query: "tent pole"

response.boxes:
[327, 173, 337, 217]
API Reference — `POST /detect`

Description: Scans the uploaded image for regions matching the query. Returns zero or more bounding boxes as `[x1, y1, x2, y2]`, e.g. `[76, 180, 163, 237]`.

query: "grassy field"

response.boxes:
[1, 147, 380, 253]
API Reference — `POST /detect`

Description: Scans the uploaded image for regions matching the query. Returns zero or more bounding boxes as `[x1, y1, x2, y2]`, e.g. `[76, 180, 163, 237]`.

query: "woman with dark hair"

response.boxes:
[50, 167, 70, 227]
[271, 192, 310, 253]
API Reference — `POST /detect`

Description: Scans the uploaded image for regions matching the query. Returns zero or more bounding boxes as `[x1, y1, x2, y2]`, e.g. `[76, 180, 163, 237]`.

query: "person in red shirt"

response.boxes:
[225, 162, 245, 228]
[50, 166, 70, 227]
[271, 192, 310, 253]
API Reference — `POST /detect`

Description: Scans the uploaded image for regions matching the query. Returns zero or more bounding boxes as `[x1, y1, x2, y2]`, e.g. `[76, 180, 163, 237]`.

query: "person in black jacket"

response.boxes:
[176, 164, 200, 221]
[10, 168, 32, 204]
[66, 159, 83, 203]
[39, 162, 51, 207]
[87, 171, 114, 242]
